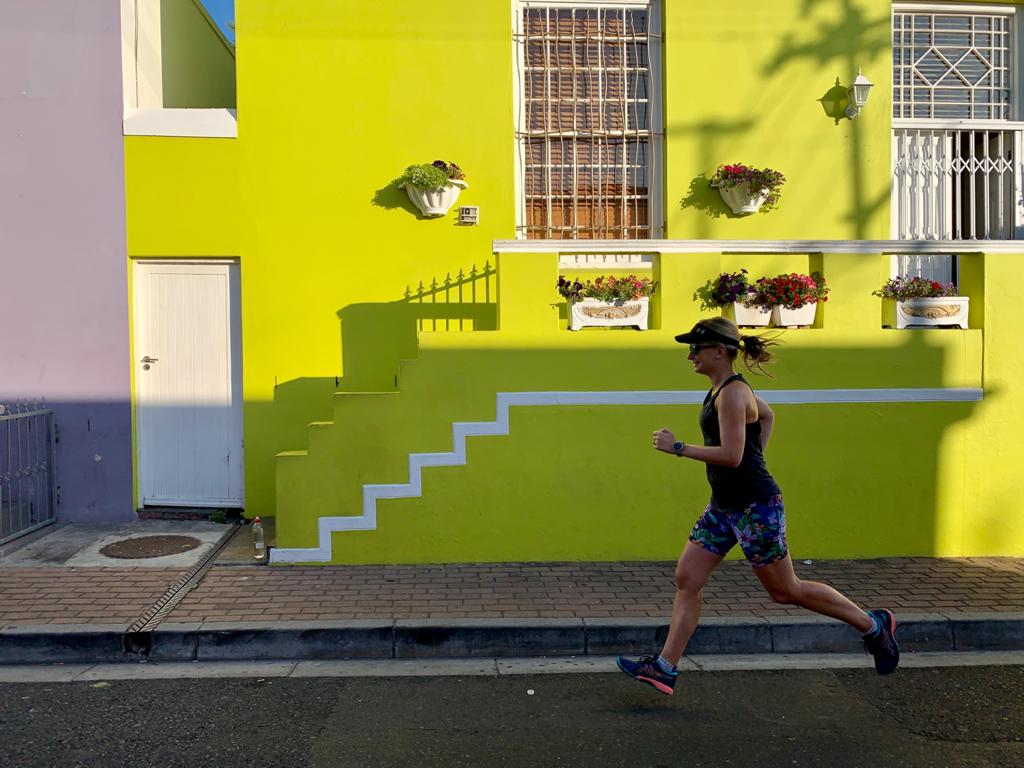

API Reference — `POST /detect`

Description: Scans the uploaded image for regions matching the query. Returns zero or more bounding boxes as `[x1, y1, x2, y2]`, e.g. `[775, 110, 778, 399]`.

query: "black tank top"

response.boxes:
[699, 373, 781, 511]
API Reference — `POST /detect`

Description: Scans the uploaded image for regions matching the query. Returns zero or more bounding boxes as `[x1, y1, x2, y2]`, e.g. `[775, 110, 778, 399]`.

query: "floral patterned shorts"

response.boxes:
[688, 495, 788, 568]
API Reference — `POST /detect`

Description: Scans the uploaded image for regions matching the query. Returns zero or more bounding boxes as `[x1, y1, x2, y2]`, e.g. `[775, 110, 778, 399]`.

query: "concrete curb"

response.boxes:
[2, 612, 1024, 665]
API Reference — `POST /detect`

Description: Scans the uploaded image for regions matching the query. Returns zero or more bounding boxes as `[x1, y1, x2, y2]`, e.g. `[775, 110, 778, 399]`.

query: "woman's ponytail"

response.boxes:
[738, 333, 778, 374]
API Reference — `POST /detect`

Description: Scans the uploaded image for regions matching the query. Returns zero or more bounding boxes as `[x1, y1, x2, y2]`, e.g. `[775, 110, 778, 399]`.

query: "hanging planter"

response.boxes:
[715, 182, 770, 215]
[709, 163, 785, 216]
[394, 160, 468, 217]
[399, 178, 468, 217]
[874, 277, 968, 329]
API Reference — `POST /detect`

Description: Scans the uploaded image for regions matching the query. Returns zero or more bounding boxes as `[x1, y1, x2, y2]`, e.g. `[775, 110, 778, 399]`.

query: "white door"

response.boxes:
[134, 261, 243, 507]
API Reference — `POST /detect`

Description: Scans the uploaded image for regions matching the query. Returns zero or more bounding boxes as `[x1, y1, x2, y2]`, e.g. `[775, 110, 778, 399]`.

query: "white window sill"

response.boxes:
[123, 108, 237, 138]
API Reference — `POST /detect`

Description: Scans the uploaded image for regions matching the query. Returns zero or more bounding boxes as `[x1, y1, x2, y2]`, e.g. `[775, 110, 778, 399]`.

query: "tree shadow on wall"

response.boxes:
[762, 0, 890, 239]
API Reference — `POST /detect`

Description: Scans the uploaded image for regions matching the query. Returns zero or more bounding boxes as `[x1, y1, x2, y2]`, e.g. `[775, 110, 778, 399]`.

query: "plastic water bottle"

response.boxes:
[252, 516, 266, 561]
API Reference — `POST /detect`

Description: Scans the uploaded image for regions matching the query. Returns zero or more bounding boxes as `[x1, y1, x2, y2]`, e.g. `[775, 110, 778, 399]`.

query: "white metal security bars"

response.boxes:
[892, 9, 1011, 120]
[892, 127, 1019, 239]
[516, 3, 662, 239]
[892, 6, 1021, 240]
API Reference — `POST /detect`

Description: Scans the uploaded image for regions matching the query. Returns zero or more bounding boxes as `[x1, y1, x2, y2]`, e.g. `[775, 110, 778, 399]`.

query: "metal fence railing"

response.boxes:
[0, 401, 57, 545]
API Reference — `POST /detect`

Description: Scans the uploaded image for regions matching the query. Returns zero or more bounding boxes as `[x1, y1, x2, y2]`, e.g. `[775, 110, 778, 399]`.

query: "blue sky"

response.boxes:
[200, 0, 235, 44]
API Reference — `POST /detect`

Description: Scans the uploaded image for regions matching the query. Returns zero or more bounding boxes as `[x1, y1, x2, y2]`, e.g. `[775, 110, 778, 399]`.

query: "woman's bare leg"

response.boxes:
[754, 555, 873, 633]
[659, 542, 724, 666]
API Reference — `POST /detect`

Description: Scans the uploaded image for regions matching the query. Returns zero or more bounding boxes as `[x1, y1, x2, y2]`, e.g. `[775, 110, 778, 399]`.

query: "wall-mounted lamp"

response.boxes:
[845, 68, 873, 119]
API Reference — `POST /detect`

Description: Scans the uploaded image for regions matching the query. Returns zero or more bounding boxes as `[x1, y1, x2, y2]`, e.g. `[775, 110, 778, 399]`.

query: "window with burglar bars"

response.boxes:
[515, 1, 663, 239]
[892, 5, 1022, 242]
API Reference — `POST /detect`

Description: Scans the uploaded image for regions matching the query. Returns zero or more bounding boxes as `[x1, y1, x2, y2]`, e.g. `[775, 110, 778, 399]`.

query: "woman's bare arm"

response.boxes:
[754, 394, 774, 450]
[653, 386, 747, 467]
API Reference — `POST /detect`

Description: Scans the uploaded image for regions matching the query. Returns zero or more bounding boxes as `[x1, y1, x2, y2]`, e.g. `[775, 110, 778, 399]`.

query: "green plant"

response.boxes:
[557, 274, 658, 302]
[709, 163, 786, 211]
[208, 509, 227, 524]
[750, 272, 829, 310]
[395, 160, 465, 189]
[873, 276, 957, 300]
[694, 270, 756, 311]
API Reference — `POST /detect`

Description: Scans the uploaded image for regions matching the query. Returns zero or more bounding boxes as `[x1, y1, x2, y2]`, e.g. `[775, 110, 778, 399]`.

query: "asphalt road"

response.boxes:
[2, 666, 1023, 767]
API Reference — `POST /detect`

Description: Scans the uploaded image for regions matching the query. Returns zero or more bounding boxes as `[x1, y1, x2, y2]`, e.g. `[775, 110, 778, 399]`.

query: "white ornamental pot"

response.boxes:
[771, 302, 818, 328]
[569, 296, 649, 331]
[727, 302, 771, 327]
[399, 179, 468, 217]
[883, 296, 969, 330]
[714, 182, 769, 215]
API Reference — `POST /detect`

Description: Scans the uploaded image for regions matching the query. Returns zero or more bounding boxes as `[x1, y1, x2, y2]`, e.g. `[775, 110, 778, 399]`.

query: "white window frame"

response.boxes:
[892, 2, 1024, 241]
[512, 0, 664, 240]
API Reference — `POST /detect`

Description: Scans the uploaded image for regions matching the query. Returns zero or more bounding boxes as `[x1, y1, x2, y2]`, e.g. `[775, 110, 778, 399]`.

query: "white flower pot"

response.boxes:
[399, 179, 468, 217]
[883, 297, 969, 329]
[569, 297, 649, 331]
[714, 182, 769, 215]
[727, 302, 771, 327]
[771, 303, 818, 328]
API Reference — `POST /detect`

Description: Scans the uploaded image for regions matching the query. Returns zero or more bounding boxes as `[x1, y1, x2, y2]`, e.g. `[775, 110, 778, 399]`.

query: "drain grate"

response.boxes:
[124, 523, 242, 656]
[100, 535, 202, 559]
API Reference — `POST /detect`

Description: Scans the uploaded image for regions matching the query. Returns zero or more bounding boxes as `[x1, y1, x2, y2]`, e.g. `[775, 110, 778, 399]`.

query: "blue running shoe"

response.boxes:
[616, 655, 677, 695]
[863, 608, 900, 675]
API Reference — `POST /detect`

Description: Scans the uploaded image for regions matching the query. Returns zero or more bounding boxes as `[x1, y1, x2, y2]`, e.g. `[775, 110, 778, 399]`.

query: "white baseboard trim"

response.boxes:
[269, 387, 983, 563]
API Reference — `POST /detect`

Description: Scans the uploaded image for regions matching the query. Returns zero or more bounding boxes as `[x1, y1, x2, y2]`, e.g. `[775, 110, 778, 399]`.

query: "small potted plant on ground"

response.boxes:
[873, 277, 967, 329]
[709, 163, 786, 215]
[694, 269, 770, 327]
[557, 274, 658, 331]
[751, 271, 829, 327]
[396, 160, 468, 217]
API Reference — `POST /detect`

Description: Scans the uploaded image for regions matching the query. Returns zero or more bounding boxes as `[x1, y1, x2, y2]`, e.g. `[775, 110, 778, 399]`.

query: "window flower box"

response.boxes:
[749, 272, 829, 328]
[557, 274, 657, 331]
[873, 277, 967, 329]
[883, 297, 969, 329]
[569, 296, 650, 331]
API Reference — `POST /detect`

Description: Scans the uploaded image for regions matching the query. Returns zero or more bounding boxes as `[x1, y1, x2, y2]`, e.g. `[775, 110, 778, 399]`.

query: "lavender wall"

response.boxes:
[0, 1, 134, 522]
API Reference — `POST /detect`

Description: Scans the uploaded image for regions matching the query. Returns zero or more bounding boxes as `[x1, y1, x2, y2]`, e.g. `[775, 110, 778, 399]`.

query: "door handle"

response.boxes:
[141, 356, 159, 363]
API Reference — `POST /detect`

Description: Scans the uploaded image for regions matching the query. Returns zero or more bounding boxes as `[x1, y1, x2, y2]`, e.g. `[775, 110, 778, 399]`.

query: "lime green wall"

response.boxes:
[276, 250, 997, 563]
[124, 1, 1024, 559]
[665, 0, 890, 239]
[160, 0, 236, 108]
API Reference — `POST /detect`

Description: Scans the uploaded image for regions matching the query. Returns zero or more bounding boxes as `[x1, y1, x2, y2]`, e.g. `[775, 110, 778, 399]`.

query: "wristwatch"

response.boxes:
[673, 440, 685, 457]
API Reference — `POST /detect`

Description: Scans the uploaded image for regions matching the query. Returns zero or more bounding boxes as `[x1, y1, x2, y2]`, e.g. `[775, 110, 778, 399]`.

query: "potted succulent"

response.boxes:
[694, 269, 771, 327]
[873, 277, 967, 329]
[709, 163, 786, 215]
[557, 274, 658, 331]
[396, 160, 468, 217]
[750, 271, 829, 327]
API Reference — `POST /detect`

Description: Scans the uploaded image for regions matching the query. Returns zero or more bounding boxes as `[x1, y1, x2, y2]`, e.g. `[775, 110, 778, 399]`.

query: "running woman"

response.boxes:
[616, 317, 899, 696]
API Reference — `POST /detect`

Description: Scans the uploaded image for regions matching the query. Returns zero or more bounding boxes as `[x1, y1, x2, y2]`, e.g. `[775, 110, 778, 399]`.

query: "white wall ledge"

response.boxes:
[123, 108, 237, 138]
[493, 239, 1024, 254]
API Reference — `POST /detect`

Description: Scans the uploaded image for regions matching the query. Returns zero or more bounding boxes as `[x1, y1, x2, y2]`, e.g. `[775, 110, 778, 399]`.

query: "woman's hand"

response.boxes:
[653, 428, 678, 454]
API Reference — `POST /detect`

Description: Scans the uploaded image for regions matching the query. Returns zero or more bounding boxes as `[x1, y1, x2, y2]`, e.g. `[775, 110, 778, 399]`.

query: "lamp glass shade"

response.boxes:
[850, 71, 873, 108]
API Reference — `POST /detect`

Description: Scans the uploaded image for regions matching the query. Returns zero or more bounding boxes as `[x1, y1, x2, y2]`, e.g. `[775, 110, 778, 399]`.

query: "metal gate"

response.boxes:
[0, 401, 57, 545]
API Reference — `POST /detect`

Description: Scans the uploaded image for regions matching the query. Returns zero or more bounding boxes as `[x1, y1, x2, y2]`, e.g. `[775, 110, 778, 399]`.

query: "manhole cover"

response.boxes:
[99, 535, 203, 559]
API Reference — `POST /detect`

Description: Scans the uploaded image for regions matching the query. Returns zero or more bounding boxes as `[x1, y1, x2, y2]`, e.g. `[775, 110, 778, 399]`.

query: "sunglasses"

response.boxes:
[688, 343, 721, 355]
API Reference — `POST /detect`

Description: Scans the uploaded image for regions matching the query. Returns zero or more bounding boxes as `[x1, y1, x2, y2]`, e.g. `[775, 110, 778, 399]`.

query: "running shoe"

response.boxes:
[615, 655, 677, 695]
[863, 608, 900, 675]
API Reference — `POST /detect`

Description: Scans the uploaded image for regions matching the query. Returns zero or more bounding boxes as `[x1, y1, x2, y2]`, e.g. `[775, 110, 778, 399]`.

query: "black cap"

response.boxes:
[673, 322, 739, 347]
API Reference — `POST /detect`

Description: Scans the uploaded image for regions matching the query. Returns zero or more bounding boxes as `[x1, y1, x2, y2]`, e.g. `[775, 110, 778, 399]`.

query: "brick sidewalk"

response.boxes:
[0, 568, 185, 625]
[5, 557, 1020, 627]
